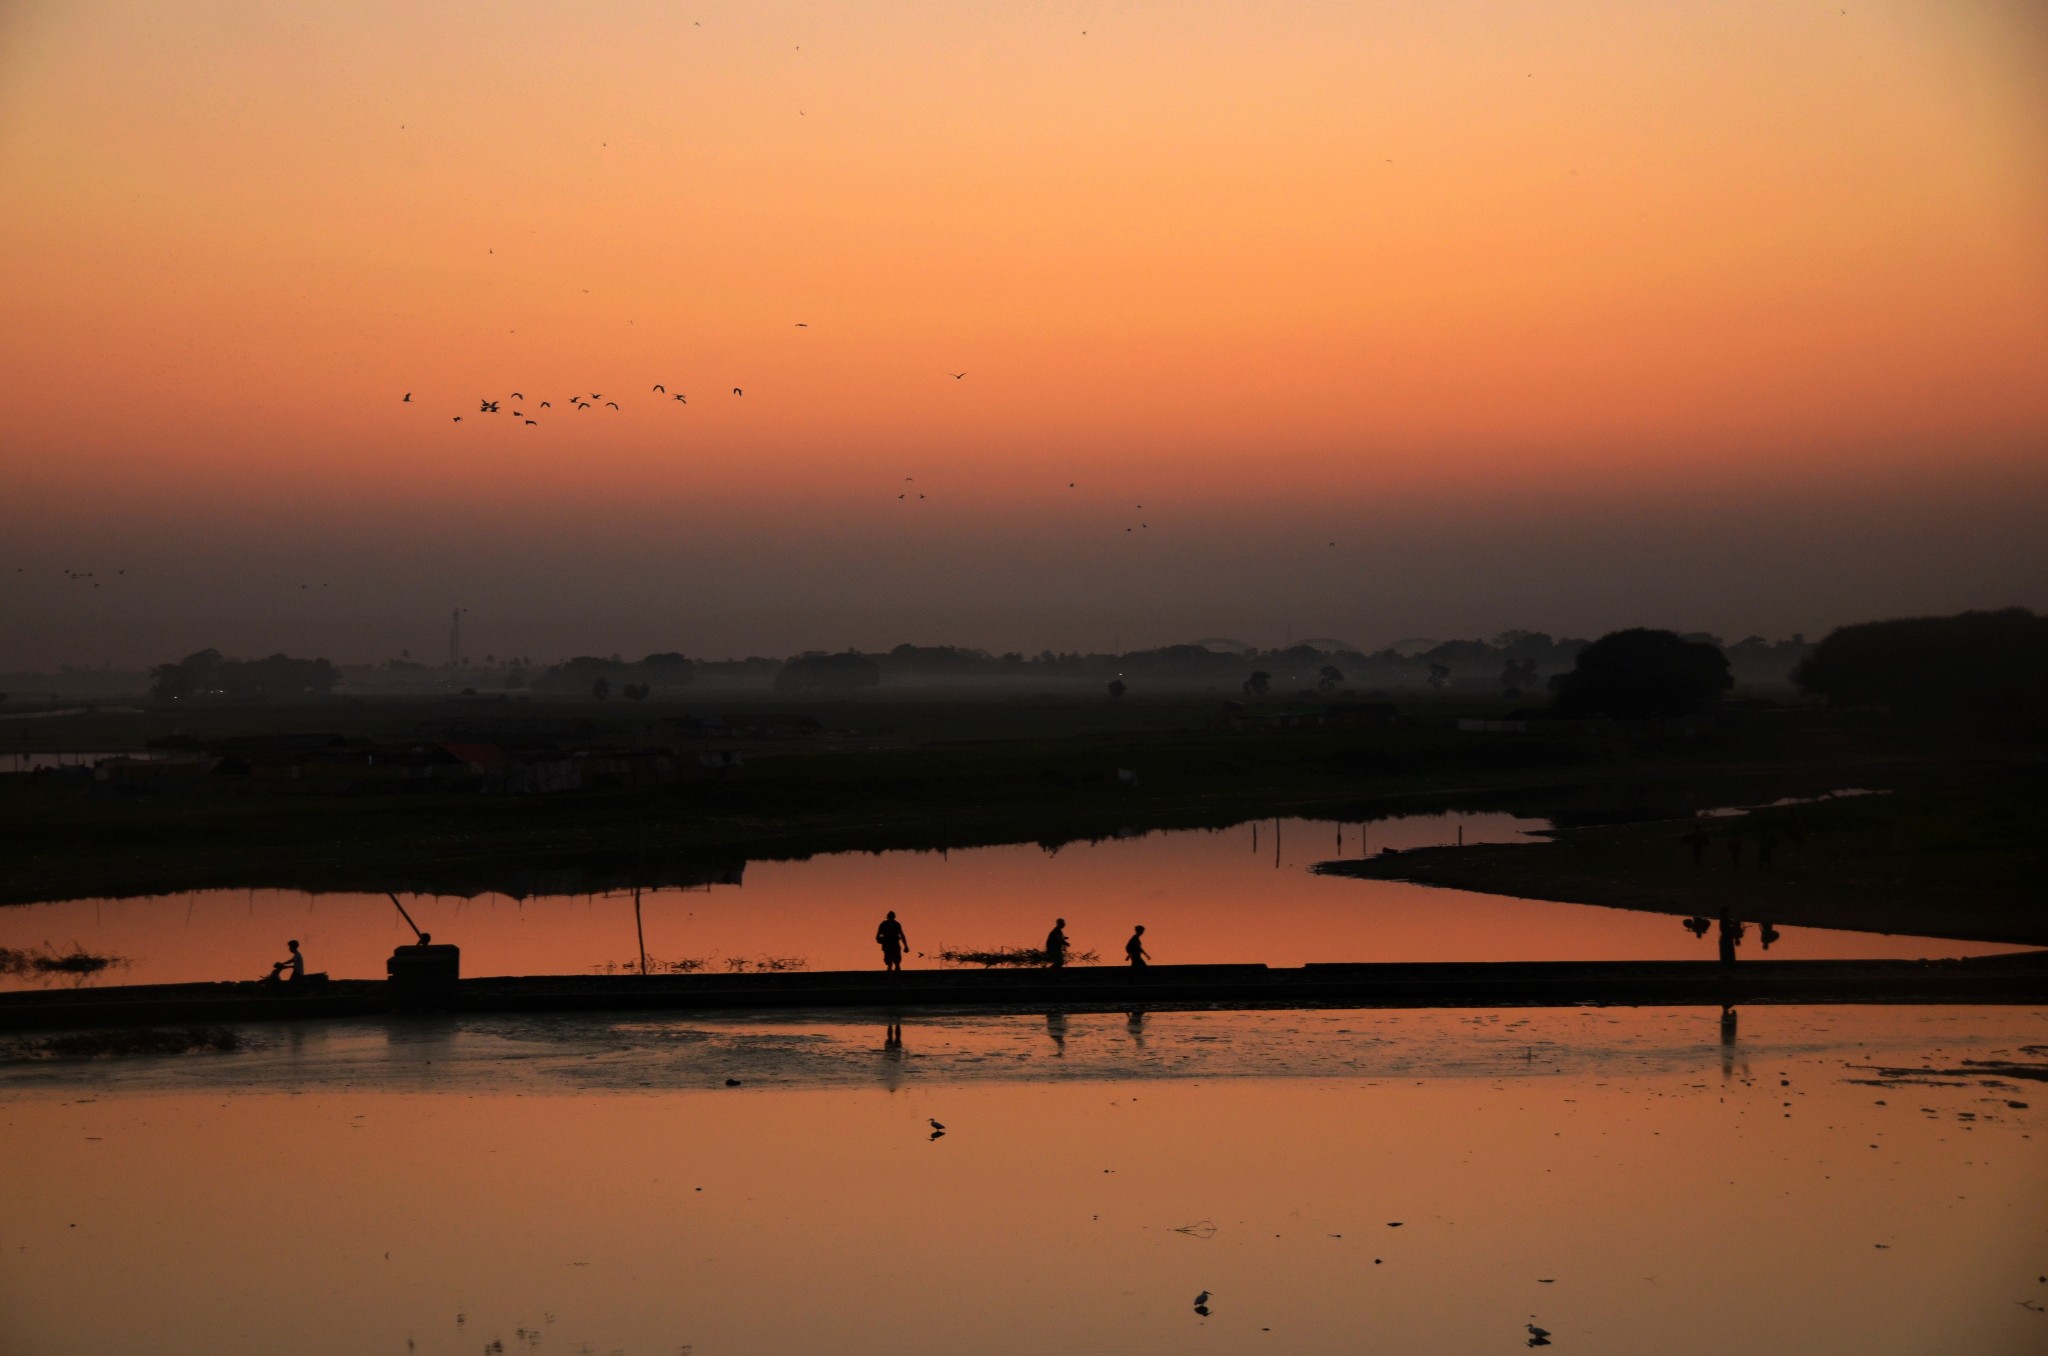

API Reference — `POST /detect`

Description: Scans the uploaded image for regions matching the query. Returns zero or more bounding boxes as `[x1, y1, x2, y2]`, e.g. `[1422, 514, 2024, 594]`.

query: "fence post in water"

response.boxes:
[634, 883, 647, 976]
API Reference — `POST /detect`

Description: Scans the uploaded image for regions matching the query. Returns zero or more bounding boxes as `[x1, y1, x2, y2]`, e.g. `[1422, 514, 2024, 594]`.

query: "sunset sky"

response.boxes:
[4, 1, 2045, 667]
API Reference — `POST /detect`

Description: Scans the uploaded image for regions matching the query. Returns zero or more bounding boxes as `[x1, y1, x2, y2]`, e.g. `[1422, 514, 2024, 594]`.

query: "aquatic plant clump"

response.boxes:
[937, 945, 1101, 968]
[3, 1026, 244, 1061]
[721, 955, 808, 973]
[0, 943, 129, 983]
[591, 957, 710, 975]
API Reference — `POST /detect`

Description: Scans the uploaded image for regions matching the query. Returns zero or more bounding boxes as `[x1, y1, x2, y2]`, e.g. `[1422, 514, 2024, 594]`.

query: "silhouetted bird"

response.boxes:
[653, 384, 665, 393]
[480, 400, 499, 413]
[606, 401, 619, 409]
[525, 419, 537, 425]
[452, 416, 462, 422]
[929, 1118, 945, 1131]
[724, 1078, 741, 1087]
[950, 372, 967, 379]
[1194, 1291, 1210, 1307]
[539, 401, 551, 408]
[673, 394, 687, 402]
[510, 392, 524, 399]
[732, 387, 743, 396]
[402, 392, 411, 402]
[590, 393, 603, 400]
[795, 322, 807, 327]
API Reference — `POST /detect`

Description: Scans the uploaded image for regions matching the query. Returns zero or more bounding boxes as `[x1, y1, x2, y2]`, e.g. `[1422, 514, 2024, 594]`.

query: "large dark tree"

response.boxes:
[1793, 608, 2047, 720]
[1548, 628, 1731, 717]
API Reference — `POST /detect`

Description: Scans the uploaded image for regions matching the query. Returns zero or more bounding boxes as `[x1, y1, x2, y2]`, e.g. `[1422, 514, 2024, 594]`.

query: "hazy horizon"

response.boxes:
[6, 1, 2046, 669]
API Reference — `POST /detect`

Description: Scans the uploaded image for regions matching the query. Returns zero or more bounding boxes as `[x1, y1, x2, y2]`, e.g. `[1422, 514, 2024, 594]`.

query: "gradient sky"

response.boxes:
[4, 1, 2046, 667]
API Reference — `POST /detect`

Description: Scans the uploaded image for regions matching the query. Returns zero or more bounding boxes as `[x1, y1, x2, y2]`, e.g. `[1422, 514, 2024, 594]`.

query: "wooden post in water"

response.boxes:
[634, 883, 648, 976]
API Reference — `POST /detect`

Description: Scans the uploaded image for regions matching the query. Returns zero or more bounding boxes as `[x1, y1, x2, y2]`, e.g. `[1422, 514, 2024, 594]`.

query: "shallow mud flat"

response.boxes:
[3, 1006, 2044, 1355]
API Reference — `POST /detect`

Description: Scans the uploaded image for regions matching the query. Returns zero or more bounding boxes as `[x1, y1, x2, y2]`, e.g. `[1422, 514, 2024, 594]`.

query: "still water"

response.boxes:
[2, 1004, 2043, 1355]
[0, 814, 2021, 989]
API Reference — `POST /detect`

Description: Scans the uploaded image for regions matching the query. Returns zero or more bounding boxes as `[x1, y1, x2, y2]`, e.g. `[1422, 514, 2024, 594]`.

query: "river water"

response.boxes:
[2, 1003, 2043, 1355]
[0, 813, 2022, 990]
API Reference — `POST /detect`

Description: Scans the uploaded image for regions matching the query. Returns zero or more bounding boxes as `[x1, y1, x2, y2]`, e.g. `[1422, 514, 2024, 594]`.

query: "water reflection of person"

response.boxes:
[1718, 1004, 1739, 1080]
[1126, 1009, 1147, 1050]
[875, 911, 908, 971]
[880, 1021, 905, 1092]
[1045, 918, 1069, 968]
[1716, 909, 1743, 967]
[1125, 925, 1150, 968]
[1046, 1010, 1068, 1055]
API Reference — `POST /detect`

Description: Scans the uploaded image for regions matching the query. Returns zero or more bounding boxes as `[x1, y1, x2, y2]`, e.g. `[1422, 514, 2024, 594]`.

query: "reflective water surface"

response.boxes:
[3, 1004, 2043, 1355]
[0, 814, 2021, 990]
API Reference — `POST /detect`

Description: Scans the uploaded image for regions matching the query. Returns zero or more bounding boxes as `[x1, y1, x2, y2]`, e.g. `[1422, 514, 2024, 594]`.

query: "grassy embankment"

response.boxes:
[1324, 765, 2048, 945]
[0, 691, 1978, 908]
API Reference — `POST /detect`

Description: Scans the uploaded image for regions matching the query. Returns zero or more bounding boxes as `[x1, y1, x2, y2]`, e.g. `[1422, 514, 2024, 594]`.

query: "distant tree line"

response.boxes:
[150, 649, 338, 701]
[1794, 608, 2047, 721]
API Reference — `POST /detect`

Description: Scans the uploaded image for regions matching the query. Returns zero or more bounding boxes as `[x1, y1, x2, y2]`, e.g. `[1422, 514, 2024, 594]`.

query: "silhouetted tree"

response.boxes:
[1549, 628, 1731, 717]
[1794, 609, 2047, 721]
[1317, 664, 1344, 693]
[1107, 678, 1127, 702]
[1244, 670, 1271, 697]
[1426, 663, 1451, 691]
[592, 677, 611, 700]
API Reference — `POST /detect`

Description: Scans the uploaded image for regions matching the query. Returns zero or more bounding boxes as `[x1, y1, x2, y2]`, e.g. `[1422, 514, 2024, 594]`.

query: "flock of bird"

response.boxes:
[404, 360, 1340, 546]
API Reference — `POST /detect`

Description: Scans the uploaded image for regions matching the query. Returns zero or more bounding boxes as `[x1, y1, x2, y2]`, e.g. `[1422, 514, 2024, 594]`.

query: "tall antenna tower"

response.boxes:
[449, 607, 464, 667]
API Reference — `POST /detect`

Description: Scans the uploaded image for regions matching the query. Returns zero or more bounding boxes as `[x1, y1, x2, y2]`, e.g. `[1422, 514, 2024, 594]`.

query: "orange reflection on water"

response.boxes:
[0, 815, 2022, 989]
[3, 1005, 2043, 1355]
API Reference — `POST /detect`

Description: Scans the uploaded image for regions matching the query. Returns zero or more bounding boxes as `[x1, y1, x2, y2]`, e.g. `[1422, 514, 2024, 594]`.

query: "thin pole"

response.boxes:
[634, 883, 647, 975]
[385, 892, 425, 942]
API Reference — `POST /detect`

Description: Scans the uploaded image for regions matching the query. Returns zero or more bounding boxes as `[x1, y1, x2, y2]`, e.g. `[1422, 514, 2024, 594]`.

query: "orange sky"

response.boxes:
[3, 2, 2046, 663]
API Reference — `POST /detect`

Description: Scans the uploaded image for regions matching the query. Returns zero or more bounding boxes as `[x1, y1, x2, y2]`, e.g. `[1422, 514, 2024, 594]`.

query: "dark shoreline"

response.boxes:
[4, 954, 2046, 1034]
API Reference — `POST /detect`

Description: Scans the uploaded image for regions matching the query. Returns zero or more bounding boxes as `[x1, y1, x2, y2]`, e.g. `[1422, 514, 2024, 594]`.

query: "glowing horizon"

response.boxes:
[4, 1, 2045, 666]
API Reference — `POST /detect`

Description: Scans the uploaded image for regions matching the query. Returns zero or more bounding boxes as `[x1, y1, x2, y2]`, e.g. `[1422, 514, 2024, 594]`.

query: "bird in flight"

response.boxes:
[452, 416, 462, 422]
[794, 322, 808, 327]
[539, 401, 551, 409]
[605, 401, 619, 410]
[525, 419, 537, 426]
[480, 400, 499, 413]
[732, 387, 743, 396]
[653, 384, 666, 393]
[511, 391, 524, 400]
[950, 372, 967, 380]
[673, 394, 687, 403]
[402, 392, 411, 402]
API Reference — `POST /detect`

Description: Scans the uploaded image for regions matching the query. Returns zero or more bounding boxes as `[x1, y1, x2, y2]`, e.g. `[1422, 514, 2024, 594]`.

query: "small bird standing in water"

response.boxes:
[928, 1118, 945, 1131]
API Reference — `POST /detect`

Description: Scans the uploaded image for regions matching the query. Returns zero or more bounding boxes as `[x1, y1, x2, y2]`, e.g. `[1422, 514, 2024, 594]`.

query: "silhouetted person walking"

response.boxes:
[265, 939, 304, 984]
[1125, 925, 1149, 968]
[1758, 921, 1780, 951]
[875, 911, 908, 971]
[1045, 918, 1069, 969]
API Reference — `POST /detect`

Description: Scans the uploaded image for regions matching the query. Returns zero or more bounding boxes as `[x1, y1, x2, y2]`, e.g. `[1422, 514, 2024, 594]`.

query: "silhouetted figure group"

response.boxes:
[871, 913, 1154, 969]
